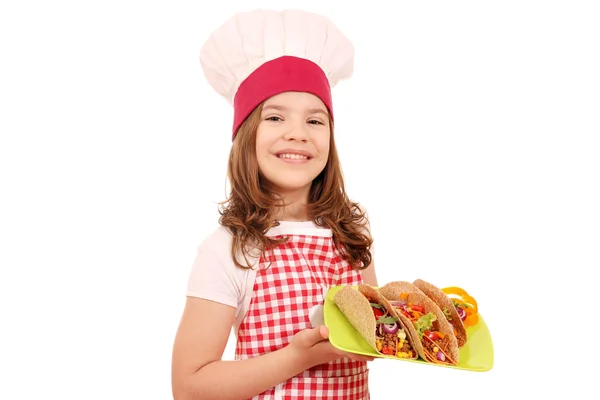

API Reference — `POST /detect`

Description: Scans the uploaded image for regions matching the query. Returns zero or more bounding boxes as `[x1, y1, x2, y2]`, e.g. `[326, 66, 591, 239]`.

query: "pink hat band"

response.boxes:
[232, 55, 333, 140]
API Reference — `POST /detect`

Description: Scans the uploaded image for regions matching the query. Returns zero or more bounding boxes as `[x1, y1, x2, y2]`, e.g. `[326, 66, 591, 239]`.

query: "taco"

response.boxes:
[413, 279, 468, 347]
[333, 285, 418, 359]
[376, 280, 424, 295]
[378, 283, 460, 365]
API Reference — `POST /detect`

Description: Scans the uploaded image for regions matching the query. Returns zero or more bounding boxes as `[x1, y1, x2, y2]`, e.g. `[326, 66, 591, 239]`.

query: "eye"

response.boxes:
[265, 116, 282, 122]
[308, 119, 324, 125]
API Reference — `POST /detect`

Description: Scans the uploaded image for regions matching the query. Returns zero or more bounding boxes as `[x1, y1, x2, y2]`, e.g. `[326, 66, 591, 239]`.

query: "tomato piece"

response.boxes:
[373, 307, 384, 320]
[425, 330, 441, 341]
[381, 346, 394, 355]
[411, 305, 425, 313]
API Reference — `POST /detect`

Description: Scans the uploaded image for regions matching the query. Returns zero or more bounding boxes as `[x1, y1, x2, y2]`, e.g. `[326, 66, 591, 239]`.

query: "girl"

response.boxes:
[171, 9, 377, 400]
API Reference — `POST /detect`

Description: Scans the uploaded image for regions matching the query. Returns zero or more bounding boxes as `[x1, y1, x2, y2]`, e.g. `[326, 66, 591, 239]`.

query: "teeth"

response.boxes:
[279, 153, 308, 160]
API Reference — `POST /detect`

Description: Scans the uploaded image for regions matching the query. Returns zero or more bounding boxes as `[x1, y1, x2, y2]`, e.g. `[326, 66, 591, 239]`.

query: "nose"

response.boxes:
[283, 120, 309, 142]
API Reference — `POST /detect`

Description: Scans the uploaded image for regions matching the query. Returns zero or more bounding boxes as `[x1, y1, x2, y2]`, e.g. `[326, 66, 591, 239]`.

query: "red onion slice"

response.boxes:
[382, 322, 399, 334]
[456, 306, 467, 321]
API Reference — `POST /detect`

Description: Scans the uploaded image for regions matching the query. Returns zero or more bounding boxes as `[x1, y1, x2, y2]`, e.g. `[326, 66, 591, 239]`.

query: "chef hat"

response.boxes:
[199, 9, 354, 140]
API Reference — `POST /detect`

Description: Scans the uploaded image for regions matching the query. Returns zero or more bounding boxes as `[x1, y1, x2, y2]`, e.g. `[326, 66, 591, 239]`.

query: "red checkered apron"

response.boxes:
[235, 231, 370, 399]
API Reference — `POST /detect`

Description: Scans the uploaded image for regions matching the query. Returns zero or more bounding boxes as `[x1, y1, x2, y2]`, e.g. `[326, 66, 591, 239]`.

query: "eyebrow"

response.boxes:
[262, 104, 329, 116]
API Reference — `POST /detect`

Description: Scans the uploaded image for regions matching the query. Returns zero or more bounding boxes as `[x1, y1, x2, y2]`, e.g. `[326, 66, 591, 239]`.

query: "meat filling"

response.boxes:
[423, 335, 453, 363]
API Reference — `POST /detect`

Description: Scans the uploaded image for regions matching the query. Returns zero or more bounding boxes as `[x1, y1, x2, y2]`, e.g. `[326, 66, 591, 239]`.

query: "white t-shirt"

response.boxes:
[186, 221, 334, 335]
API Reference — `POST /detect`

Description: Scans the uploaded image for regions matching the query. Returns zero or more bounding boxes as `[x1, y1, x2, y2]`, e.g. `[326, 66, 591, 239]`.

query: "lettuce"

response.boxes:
[414, 312, 437, 338]
[443, 308, 452, 320]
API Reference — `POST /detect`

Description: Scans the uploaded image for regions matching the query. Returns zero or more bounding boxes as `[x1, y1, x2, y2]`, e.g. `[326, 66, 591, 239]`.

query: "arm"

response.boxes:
[175, 235, 316, 399]
[171, 297, 368, 400]
[361, 259, 378, 287]
[171, 297, 301, 400]
[359, 206, 378, 287]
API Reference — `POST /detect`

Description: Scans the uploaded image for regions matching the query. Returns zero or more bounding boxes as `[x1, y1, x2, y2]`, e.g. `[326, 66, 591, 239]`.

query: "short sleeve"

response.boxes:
[186, 233, 240, 309]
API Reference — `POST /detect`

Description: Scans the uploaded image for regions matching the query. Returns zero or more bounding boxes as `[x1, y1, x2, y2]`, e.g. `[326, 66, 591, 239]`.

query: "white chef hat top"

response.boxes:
[199, 9, 355, 140]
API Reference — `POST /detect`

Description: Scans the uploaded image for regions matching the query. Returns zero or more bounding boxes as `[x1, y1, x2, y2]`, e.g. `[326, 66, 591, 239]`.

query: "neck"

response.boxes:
[272, 187, 311, 222]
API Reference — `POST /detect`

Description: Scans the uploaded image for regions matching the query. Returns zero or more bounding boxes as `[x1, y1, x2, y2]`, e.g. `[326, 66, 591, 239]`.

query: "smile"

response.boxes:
[278, 153, 309, 160]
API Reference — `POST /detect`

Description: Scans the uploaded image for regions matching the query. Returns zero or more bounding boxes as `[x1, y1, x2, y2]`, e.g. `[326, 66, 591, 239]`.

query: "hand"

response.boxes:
[287, 325, 375, 369]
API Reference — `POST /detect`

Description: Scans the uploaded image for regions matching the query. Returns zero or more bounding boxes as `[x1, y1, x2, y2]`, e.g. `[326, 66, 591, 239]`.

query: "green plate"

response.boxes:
[323, 285, 494, 372]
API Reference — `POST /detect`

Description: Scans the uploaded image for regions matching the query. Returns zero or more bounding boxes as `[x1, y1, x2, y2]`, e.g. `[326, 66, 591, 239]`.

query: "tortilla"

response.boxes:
[333, 286, 378, 351]
[356, 284, 396, 313]
[377, 288, 460, 365]
[413, 279, 468, 347]
[378, 281, 424, 297]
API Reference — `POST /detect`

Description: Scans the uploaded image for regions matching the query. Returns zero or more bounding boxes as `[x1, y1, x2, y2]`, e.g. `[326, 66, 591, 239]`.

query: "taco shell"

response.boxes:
[332, 286, 378, 351]
[356, 284, 395, 311]
[413, 279, 468, 347]
[378, 281, 424, 297]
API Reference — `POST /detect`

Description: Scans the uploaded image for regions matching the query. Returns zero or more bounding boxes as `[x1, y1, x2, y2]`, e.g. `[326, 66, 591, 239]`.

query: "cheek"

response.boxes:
[255, 142, 267, 158]
[317, 136, 330, 159]
[255, 134, 271, 158]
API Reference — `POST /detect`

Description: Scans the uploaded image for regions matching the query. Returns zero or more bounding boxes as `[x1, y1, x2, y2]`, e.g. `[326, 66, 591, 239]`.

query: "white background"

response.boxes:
[1, 0, 599, 398]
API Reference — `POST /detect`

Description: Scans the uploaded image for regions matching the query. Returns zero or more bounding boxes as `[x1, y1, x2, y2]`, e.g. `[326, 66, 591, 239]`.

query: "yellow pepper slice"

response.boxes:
[464, 312, 479, 326]
[442, 286, 478, 314]
[441, 286, 468, 297]
[442, 286, 480, 327]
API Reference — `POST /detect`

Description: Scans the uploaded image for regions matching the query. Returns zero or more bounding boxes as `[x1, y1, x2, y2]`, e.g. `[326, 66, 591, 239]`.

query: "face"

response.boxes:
[256, 91, 331, 197]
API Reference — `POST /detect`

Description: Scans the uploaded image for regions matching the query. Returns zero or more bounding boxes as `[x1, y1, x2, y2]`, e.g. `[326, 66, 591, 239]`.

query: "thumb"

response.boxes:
[307, 325, 329, 345]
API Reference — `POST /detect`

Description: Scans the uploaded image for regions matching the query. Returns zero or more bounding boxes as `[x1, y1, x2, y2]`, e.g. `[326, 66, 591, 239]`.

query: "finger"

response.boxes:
[348, 355, 376, 362]
[318, 325, 329, 340]
[334, 349, 375, 362]
[306, 325, 329, 346]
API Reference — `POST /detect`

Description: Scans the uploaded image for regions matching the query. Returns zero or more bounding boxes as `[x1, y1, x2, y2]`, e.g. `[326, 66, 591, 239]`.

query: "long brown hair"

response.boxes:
[218, 100, 373, 270]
